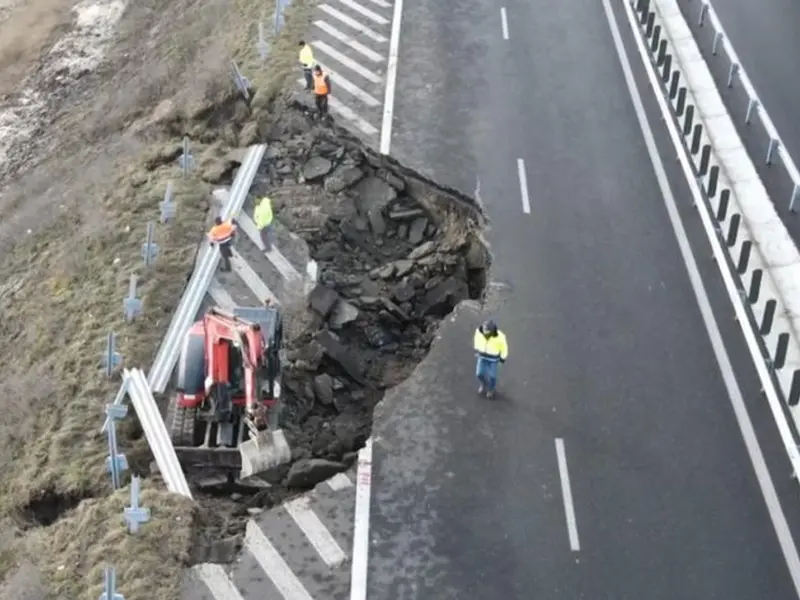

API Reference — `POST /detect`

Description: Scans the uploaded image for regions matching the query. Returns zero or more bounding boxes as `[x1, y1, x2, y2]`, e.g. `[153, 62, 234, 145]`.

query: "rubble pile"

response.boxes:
[247, 103, 489, 491]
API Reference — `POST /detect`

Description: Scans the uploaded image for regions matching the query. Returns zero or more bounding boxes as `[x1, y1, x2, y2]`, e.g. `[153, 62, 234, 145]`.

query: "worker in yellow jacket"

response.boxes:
[298, 40, 315, 90]
[254, 196, 275, 252]
[473, 320, 508, 399]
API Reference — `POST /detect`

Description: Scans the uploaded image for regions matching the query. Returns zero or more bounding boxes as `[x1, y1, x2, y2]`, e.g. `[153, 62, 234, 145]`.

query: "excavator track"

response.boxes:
[168, 396, 197, 447]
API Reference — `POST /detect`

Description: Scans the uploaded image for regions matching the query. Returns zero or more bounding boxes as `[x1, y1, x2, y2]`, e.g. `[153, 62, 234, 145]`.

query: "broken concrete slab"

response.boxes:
[313, 374, 335, 405]
[302, 156, 333, 181]
[285, 458, 346, 489]
[329, 299, 360, 329]
[394, 259, 414, 278]
[408, 218, 428, 245]
[409, 240, 436, 260]
[315, 329, 366, 384]
[308, 284, 339, 319]
[324, 165, 365, 193]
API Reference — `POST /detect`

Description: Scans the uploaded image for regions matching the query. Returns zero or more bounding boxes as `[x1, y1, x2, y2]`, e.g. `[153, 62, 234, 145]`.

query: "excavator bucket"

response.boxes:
[239, 429, 292, 479]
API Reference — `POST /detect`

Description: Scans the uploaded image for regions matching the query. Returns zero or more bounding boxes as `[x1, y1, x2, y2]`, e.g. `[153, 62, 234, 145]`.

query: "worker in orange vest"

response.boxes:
[208, 216, 238, 272]
[312, 65, 331, 118]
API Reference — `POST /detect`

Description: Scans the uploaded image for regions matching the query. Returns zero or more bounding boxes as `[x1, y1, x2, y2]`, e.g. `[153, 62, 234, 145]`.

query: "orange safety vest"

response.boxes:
[208, 221, 236, 243]
[313, 72, 329, 96]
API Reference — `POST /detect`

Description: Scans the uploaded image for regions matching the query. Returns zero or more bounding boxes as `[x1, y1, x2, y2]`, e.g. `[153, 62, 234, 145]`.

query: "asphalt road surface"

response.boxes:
[367, 0, 800, 597]
[699, 0, 800, 160]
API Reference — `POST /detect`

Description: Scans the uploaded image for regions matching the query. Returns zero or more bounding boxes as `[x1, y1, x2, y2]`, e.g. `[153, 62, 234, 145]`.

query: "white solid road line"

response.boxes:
[245, 521, 314, 600]
[312, 40, 383, 84]
[500, 7, 509, 40]
[554, 438, 581, 552]
[328, 94, 380, 135]
[285, 496, 348, 567]
[379, 0, 403, 154]
[319, 4, 388, 43]
[349, 437, 373, 600]
[327, 472, 354, 491]
[229, 249, 277, 304]
[314, 20, 385, 62]
[208, 278, 236, 310]
[608, 0, 800, 594]
[193, 564, 244, 600]
[336, 0, 389, 26]
[309, 61, 381, 106]
[516, 158, 531, 214]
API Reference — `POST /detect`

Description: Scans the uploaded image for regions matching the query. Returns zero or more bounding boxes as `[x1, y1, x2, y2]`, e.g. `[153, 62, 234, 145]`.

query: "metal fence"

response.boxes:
[91, 1, 290, 596]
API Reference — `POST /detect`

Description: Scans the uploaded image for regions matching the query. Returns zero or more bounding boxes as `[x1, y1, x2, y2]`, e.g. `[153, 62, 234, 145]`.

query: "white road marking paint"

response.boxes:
[609, 0, 800, 594]
[379, 0, 402, 154]
[314, 20, 385, 62]
[245, 521, 314, 600]
[349, 437, 373, 600]
[193, 564, 244, 600]
[285, 496, 348, 567]
[312, 40, 382, 84]
[554, 438, 580, 552]
[310, 60, 381, 106]
[208, 278, 237, 310]
[516, 158, 531, 214]
[336, 0, 389, 25]
[328, 94, 380, 135]
[319, 4, 388, 43]
[500, 7, 509, 40]
[236, 212, 303, 283]
[327, 472, 354, 491]
[229, 249, 277, 304]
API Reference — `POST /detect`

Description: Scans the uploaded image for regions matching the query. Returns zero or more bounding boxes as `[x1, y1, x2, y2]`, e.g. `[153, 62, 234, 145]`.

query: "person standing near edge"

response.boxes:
[254, 195, 275, 252]
[208, 216, 238, 272]
[312, 64, 331, 118]
[298, 40, 315, 90]
[473, 320, 508, 399]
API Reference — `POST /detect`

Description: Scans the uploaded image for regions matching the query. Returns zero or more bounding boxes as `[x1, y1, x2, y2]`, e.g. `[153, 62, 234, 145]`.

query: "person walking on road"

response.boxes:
[208, 216, 238, 272]
[312, 65, 331, 118]
[298, 40, 315, 90]
[254, 195, 275, 252]
[473, 320, 508, 399]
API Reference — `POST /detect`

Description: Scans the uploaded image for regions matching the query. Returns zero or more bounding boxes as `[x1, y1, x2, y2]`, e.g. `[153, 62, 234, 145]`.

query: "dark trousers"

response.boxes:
[259, 224, 274, 252]
[218, 240, 233, 272]
[303, 68, 313, 90]
[315, 93, 329, 116]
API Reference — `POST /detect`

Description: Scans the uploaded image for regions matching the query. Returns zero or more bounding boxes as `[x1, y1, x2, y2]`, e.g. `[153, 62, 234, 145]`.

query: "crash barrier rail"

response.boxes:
[678, 0, 800, 213]
[628, 0, 800, 476]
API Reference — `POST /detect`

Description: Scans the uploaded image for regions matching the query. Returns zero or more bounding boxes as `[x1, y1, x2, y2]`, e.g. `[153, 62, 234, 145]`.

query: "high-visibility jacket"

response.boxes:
[473, 329, 508, 361]
[208, 220, 236, 244]
[299, 45, 314, 68]
[314, 72, 329, 95]
[254, 197, 274, 229]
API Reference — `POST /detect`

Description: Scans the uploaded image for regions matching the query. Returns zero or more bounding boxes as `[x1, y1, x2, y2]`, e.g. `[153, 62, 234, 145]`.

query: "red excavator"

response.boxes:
[168, 306, 291, 480]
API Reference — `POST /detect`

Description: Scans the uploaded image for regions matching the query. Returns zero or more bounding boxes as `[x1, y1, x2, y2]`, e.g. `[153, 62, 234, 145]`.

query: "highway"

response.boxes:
[366, 0, 800, 597]
[697, 0, 800, 160]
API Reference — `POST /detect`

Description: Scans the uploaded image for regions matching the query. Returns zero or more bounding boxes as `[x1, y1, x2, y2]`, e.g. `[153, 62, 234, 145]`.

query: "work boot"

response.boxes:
[477, 384, 484, 395]
[486, 389, 495, 400]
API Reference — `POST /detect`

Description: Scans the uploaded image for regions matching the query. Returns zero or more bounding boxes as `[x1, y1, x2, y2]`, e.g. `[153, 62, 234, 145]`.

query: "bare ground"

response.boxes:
[0, 0, 317, 596]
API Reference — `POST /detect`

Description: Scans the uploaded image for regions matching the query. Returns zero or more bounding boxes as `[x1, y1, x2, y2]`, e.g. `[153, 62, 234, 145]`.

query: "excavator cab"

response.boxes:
[169, 306, 291, 481]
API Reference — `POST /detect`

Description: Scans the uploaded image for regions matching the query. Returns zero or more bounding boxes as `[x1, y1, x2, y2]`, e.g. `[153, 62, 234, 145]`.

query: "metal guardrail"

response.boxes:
[690, 0, 800, 211]
[147, 143, 267, 394]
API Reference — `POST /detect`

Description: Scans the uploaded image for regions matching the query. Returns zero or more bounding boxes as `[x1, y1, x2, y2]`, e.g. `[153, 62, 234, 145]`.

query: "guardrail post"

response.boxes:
[257, 20, 269, 60]
[766, 138, 780, 165]
[691, 124, 702, 154]
[651, 25, 661, 52]
[774, 332, 790, 370]
[661, 55, 672, 82]
[676, 87, 687, 116]
[716, 189, 730, 221]
[698, 2, 708, 26]
[105, 403, 129, 490]
[699, 145, 712, 176]
[726, 213, 741, 247]
[707, 165, 720, 197]
[712, 31, 724, 55]
[748, 269, 763, 304]
[788, 370, 800, 407]
[669, 71, 680, 99]
[645, 12, 655, 37]
[760, 299, 777, 335]
[102, 332, 122, 377]
[231, 60, 251, 101]
[736, 240, 752, 274]
[727, 62, 739, 88]
[745, 98, 759, 125]
[99, 567, 124, 600]
[790, 184, 800, 212]
[123, 274, 142, 321]
[160, 181, 177, 223]
[639, 1, 650, 24]
[124, 475, 150, 534]
[683, 105, 694, 136]
[141, 222, 159, 267]
[178, 137, 194, 179]
[657, 40, 667, 66]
